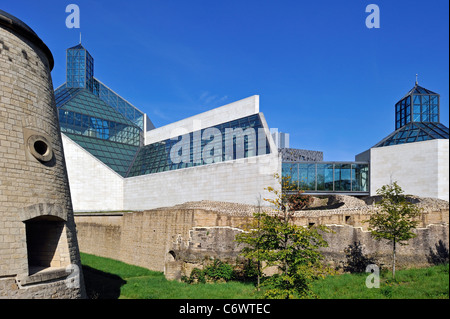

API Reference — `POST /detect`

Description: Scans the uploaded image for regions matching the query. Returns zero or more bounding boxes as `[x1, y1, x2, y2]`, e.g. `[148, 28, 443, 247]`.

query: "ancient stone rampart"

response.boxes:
[1, 10, 85, 298]
[74, 198, 449, 280]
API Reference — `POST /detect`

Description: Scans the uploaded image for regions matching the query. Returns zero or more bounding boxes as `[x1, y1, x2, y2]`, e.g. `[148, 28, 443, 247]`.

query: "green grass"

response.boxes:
[80, 253, 449, 299]
[311, 264, 449, 299]
[80, 253, 259, 299]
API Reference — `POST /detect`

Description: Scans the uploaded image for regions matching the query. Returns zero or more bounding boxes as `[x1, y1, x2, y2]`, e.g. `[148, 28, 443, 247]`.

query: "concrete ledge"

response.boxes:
[74, 212, 125, 217]
[17, 267, 69, 287]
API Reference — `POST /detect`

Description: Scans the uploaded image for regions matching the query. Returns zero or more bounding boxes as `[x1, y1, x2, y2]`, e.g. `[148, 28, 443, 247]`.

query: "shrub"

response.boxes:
[427, 240, 449, 266]
[343, 241, 378, 273]
[287, 191, 314, 211]
[182, 259, 235, 284]
[204, 260, 234, 282]
[183, 268, 206, 284]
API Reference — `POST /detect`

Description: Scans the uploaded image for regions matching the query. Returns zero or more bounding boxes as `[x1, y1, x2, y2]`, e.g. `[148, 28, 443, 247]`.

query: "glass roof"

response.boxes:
[374, 122, 449, 148]
[64, 133, 139, 177]
[55, 87, 138, 127]
[67, 43, 87, 50]
[400, 84, 438, 101]
[92, 78, 146, 130]
[127, 114, 271, 177]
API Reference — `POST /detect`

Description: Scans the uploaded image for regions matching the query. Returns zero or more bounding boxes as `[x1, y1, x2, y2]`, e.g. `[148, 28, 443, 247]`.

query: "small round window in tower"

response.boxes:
[27, 135, 53, 162]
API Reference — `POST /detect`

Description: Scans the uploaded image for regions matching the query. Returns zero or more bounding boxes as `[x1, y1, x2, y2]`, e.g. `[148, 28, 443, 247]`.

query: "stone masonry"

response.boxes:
[74, 197, 449, 281]
[0, 10, 85, 298]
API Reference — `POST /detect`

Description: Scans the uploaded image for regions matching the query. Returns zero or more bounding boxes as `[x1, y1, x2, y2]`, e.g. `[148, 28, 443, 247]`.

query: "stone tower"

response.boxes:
[0, 10, 85, 298]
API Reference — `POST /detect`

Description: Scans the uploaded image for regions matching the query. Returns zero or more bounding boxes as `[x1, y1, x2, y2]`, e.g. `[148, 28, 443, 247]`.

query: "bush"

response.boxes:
[182, 268, 206, 284]
[287, 191, 314, 211]
[204, 260, 234, 282]
[343, 241, 378, 273]
[427, 240, 449, 266]
[182, 259, 235, 284]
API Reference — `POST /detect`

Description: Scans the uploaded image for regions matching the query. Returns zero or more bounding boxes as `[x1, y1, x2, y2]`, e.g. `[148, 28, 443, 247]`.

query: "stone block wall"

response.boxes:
[75, 204, 253, 276]
[74, 200, 449, 280]
[0, 13, 85, 298]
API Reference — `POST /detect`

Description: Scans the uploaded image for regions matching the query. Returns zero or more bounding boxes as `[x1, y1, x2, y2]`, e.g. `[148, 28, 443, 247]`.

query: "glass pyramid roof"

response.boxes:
[67, 43, 87, 50]
[373, 122, 449, 148]
[64, 133, 139, 177]
[400, 84, 438, 100]
[55, 87, 138, 127]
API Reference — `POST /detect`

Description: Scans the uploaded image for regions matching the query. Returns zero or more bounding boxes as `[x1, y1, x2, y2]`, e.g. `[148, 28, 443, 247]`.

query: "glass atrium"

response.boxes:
[56, 44, 271, 178]
[59, 44, 147, 131]
[395, 84, 440, 130]
[376, 82, 449, 148]
[282, 162, 369, 193]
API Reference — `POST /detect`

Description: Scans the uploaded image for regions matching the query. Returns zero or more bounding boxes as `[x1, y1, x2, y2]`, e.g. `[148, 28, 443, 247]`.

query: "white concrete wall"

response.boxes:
[123, 152, 281, 211]
[437, 139, 449, 201]
[145, 95, 259, 145]
[62, 134, 124, 212]
[369, 139, 449, 201]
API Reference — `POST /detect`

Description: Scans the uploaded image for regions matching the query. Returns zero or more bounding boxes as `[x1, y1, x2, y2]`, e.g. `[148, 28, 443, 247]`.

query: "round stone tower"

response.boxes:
[0, 10, 85, 298]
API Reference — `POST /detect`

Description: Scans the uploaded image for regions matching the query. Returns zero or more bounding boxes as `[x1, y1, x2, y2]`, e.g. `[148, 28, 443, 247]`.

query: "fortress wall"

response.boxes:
[75, 209, 252, 272]
[322, 223, 449, 269]
[1, 12, 85, 298]
[74, 205, 449, 280]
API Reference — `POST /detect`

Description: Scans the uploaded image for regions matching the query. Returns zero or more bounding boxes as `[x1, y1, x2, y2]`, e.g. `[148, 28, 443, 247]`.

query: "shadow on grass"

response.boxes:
[82, 265, 126, 299]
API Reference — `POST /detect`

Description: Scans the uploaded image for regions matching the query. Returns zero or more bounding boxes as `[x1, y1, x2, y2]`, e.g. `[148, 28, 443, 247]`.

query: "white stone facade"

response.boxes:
[62, 134, 124, 212]
[366, 139, 449, 201]
[124, 153, 280, 211]
[145, 95, 260, 144]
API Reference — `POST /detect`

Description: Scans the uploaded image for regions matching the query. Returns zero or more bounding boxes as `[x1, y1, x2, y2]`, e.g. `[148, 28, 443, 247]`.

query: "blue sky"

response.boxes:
[2, 0, 449, 160]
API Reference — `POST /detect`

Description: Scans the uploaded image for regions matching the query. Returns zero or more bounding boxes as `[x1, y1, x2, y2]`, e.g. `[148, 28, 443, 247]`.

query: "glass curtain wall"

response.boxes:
[282, 162, 369, 193]
[127, 114, 271, 177]
[66, 45, 94, 91]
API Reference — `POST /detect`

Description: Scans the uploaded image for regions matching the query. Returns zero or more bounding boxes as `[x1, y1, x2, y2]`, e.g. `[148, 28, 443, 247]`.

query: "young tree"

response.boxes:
[236, 174, 330, 299]
[365, 182, 422, 279]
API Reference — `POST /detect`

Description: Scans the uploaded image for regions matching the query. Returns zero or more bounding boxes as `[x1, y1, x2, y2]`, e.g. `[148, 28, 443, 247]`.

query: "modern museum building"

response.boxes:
[55, 44, 449, 212]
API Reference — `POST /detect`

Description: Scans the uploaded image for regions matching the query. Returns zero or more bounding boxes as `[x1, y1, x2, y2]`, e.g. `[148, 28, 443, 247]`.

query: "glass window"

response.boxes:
[431, 104, 438, 115]
[413, 113, 421, 122]
[282, 163, 298, 190]
[351, 164, 369, 192]
[334, 164, 351, 191]
[299, 164, 316, 191]
[316, 164, 333, 191]
[430, 95, 438, 105]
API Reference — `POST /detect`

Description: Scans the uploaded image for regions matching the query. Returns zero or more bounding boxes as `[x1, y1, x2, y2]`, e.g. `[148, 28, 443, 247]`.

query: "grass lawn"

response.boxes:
[80, 253, 259, 299]
[80, 252, 449, 299]
[311, 264, 449, 299]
